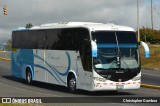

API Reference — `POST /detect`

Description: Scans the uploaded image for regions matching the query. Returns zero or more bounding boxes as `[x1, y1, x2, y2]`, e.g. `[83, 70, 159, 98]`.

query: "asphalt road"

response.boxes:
[141, 69, 160, 86]
[0, 60, 160, 106]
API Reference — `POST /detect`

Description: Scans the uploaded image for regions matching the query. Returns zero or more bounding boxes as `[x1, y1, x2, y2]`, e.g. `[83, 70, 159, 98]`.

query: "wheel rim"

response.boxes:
[69, 78, 76, 92]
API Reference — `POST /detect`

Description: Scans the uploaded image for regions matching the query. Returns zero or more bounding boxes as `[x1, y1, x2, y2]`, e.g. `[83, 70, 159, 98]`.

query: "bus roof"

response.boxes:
[13, 22, 135, 32]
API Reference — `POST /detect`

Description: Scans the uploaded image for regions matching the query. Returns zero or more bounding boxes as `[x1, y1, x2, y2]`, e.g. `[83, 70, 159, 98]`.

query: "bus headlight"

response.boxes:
[132, 76, 141, 81]
[94, 77, 106, 82]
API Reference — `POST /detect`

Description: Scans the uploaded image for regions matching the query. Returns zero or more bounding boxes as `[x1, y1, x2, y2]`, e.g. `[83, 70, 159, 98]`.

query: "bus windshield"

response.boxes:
[92, 31, 139, 70]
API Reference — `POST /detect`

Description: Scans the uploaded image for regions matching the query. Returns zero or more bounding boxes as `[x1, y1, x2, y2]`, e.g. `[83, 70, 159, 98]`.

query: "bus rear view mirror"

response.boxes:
[91, 40, 97, 57]
[141, 41, 150, 58]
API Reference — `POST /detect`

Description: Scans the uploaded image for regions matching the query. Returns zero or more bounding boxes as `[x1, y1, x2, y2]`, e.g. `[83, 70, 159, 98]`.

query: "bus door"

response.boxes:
[34, 30, 46, 82]
[84, 44, 93, 91]
[76, 51, 85, 89]
[80, 40, 93, 90]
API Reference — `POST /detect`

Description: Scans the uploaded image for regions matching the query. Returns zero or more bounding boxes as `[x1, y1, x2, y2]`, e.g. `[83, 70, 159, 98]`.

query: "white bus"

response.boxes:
[11, 22, 149, 92]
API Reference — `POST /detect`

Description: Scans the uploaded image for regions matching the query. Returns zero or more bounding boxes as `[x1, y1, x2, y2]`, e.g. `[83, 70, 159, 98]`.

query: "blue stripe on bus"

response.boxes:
[34, 54, 66, 85]
[34, 51, 71, 85]
[34, 64, 61, 84]
[11, 49, 34, 79]
[97, 44, 137, 48]
[53, 52, 71, 76]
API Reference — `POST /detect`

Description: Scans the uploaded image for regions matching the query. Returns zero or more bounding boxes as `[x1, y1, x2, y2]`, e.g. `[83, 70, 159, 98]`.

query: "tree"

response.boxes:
[5, 39, 11, 50]
[25, 23, 33, 28]
[139, 27, 160, 44]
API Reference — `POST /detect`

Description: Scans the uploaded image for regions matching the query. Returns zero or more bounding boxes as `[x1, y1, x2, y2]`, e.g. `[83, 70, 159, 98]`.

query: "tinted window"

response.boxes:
[45, 28, 92, 71]
[116, 31, 137, 44]
[12, 30, 38, 49]
[12, 28, 92, 71]
[38, 31, 46, 49]
[45, 28, 90, 50]
[92, 31, 137, 44]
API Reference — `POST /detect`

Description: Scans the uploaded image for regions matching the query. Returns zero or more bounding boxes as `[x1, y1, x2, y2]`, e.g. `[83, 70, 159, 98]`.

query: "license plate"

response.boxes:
[116, 85, 124, 90]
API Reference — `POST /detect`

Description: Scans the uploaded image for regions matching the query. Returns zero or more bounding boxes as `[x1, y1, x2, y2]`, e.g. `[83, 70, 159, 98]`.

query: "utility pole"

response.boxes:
[151, 0, 153, 29]
[137, 0, 140, 43]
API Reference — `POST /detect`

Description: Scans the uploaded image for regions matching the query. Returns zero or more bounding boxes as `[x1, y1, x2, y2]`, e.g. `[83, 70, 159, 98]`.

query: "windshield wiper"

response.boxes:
[115, 32, 121, 68]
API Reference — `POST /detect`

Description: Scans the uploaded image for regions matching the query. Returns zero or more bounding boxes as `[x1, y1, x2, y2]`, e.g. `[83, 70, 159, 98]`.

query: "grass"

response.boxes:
[141, 44, 160, 71]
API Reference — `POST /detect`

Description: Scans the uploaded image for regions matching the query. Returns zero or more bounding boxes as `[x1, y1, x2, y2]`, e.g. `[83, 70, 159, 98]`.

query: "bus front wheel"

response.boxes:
[68, 76, 76, 93]
[26, 70, 32, 85]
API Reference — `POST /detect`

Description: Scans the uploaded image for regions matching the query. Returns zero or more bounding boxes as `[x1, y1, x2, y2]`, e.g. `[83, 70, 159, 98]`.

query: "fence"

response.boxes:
[0, 51, 10, 59]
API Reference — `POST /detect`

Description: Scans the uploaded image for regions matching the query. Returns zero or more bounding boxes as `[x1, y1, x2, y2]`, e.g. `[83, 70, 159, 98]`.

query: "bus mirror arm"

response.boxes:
[141, 41, 150, 58]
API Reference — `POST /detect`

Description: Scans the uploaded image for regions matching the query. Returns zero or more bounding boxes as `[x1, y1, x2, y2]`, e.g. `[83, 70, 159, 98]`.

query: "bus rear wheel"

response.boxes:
[26, 70, 32, 85]
[68, 76, 76, 93]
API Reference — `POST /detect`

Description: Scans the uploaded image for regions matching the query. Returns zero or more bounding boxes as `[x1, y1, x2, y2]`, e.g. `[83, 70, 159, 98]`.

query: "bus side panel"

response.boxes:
[45, 50, 71, 86]
[11, 49, 20, 78]
[11, 49, 34, 79]
[33, 50, 85, 88]
[33, 49, 46, 82]
[33, 50, 71, 86]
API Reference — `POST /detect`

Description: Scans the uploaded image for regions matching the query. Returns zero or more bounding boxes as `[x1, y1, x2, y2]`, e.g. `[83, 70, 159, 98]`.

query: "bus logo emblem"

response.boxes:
[118, 79, 122, 82]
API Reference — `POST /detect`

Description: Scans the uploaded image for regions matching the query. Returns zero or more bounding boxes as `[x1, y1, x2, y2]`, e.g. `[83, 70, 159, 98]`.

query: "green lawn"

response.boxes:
[141, 44, 160, 71]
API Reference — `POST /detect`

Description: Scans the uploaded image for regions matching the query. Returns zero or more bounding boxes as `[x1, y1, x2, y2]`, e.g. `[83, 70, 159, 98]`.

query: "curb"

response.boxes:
[0, 57, 10, 61]
[141, 84, 160, 89]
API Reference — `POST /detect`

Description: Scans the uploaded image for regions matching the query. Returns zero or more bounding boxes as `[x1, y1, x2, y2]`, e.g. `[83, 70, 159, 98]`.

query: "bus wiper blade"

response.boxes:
[101, 55, 116, 58]
[115, 32, 121, 67]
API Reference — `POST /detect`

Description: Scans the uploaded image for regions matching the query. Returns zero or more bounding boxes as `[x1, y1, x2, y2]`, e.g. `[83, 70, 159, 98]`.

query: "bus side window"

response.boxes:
[38, 31, 46, 49]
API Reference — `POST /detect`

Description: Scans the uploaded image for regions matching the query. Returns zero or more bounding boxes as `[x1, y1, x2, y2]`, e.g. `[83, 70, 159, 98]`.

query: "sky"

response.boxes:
[0, 0, 160, 43]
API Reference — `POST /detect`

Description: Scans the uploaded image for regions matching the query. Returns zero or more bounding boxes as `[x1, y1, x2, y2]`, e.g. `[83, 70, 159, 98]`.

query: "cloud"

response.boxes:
[0, 0, 160, 42]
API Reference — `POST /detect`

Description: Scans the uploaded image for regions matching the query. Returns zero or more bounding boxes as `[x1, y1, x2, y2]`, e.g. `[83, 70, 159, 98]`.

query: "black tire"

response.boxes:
[68, 75, 76, 93]
[26, 70, 32, 85]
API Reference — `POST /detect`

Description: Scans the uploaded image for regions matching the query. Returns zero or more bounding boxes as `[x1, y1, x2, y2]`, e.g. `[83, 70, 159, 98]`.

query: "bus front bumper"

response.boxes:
[92, 81, 141, 91]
